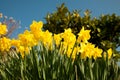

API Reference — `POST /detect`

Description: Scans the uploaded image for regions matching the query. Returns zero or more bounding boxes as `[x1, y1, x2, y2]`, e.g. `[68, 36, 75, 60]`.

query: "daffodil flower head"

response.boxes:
[18, 30, 37, 47]
[53, 33, 62, 47]
[30, 20, 43, 33]
[0, 23, 8, 35]
[41, 30, 53, 50]
[77, 27, 91, 43]
[0, 37, 11, 52]
[104, 48, 113, 59]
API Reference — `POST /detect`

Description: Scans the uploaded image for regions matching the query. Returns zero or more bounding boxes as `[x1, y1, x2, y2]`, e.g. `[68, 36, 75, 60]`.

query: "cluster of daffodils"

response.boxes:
[55, 27, 112, 59]
[0, 21, 112, 59]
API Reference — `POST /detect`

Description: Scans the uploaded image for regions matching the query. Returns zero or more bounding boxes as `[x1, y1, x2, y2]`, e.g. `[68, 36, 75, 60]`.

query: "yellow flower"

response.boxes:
[79, 42, 103, 59]
[77, 27, 91, 43]
[41, 30, 53, 50]
[18, 30, 37, 47]
[93, 47, 102, 59]
[18, 46, 25, 58]
[30, 20, 43, 34]
[53, 33, 62, 47]
[85, 43, 95, 58]
[0, 37, 11, 52]
[66, 46, 79, 59]
[67, 47, 73, 57]
[104, 48, 113, 59]
[11, 39, 21, 48]
[17, 30, 37, 57]
[107, 48, 112, 59]
[18, 46, 30, 58]
[61, 28, 76, 50]
[33, 30, 44, 42]
[79, 42, 96, 59]
[79, 42, 90, 59]
[0, 23, 7, 35]
[11, 39, 21, 52]
[72, 47, 80, 59]
[30, 20, 44, 42]
[59, 28, 77, 58]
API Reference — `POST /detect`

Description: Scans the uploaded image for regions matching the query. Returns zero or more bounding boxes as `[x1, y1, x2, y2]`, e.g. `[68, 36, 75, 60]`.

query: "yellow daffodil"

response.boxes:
[77, 27, 91, 43]
[30, 20, 44, 42]
[67, 47, 73, 57]
[79, 42, 102, 59]
[104, 48, 113, 59]
[0, 37, 11, 52]
[59, 28, 76, 59]
[72, 47, 80, 59]
[0, 23, 7, 35]
[53, 33, 62, 47]
[11, 39, 21, 48]
[79, 42, 90, 59]
[11, 39, 21, 52]
[61, 28, 76, 50]
[18, 30, 37, 47]
[93, 47, 102, 59]
[41, 30, 53, 50]
[30, 20, 43, 33]
[17, 45, 31, 58]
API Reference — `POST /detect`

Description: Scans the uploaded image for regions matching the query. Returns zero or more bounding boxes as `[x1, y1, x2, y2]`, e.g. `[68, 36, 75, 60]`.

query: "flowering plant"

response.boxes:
[0, 20, 119, 80]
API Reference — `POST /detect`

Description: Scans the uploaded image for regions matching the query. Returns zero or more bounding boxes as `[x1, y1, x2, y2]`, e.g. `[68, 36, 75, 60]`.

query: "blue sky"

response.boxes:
[0, 0, 120, 37]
